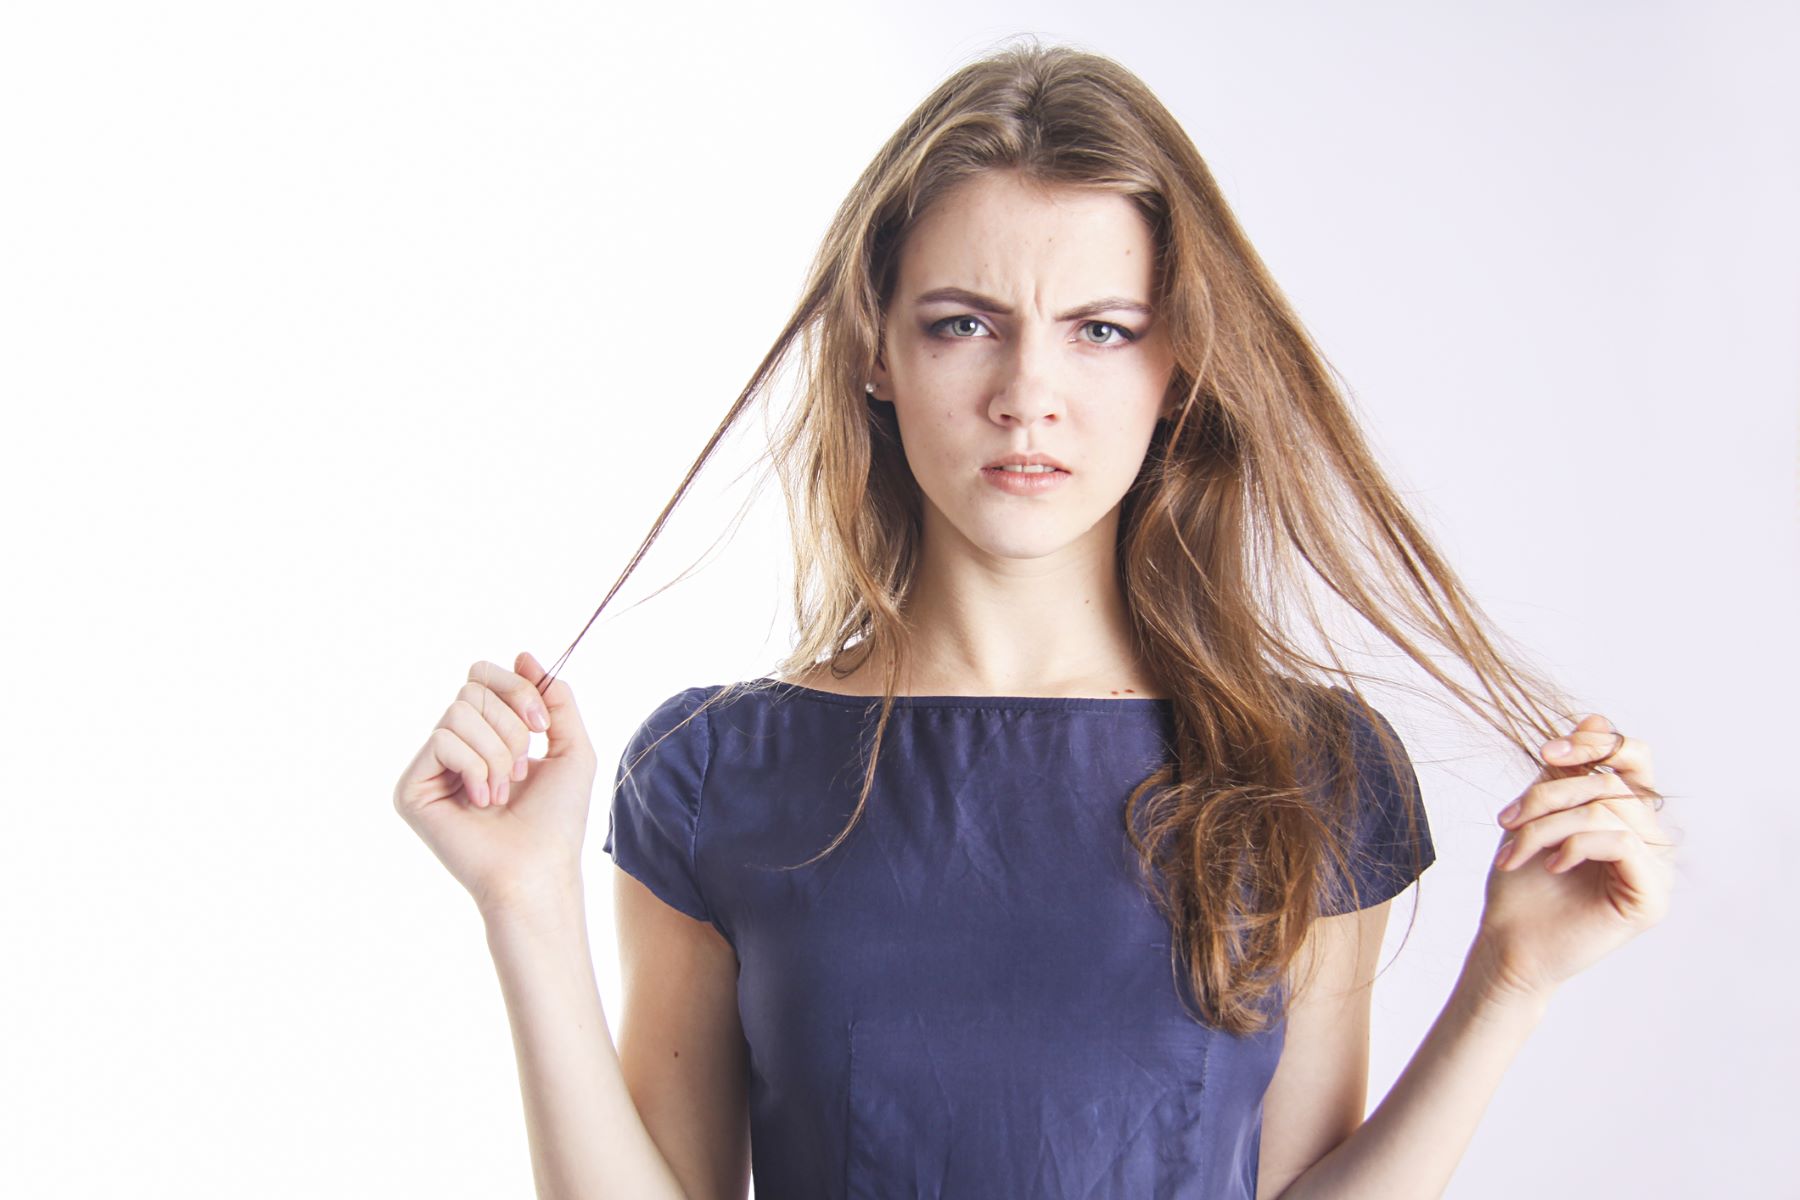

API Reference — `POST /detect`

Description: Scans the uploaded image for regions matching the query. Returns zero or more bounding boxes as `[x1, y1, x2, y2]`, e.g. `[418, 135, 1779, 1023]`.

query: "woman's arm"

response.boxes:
[483, 876, 693, 1200]
[1272, 936, 1550, 1200]
[1276, 716, 1673, 1199]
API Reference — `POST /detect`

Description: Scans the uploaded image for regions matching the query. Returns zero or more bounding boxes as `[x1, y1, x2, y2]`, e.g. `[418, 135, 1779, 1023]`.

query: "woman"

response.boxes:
[394, 38, 1675, 1199]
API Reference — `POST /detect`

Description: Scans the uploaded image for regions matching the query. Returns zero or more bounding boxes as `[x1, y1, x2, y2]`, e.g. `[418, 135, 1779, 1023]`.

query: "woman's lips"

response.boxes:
[981, 466, 1072, 495]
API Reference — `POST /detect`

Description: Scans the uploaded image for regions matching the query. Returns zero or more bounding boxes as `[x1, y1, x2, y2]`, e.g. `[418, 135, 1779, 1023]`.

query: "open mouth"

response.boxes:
[981, 464, 1071, 493]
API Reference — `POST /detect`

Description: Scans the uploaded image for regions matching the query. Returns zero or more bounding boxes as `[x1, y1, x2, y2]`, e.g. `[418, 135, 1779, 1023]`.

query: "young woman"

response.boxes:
[394, 38, 1675, 1200]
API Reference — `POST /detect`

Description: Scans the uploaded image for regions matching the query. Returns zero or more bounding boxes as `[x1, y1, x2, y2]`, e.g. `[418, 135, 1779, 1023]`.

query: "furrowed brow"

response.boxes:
[912, 286, 1152, 322]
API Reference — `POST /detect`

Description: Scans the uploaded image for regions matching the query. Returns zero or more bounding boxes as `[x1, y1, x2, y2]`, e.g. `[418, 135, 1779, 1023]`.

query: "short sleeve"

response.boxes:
[1316, 689, 1437, 917]
[601, 687, 716, 925]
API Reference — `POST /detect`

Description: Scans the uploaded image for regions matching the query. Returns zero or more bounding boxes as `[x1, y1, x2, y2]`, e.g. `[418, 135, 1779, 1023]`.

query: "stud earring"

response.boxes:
[864, 382, 876, 395]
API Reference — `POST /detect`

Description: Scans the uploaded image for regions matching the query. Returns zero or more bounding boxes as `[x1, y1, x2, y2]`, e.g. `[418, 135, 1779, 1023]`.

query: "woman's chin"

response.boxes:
[957, 516, 1103, 563]
[920, 487, 1119, 563]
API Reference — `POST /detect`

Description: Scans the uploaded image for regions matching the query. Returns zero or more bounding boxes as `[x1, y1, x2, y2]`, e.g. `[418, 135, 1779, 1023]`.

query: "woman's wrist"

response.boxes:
[477, 865, 586, 929]
[1459, 933, 1557, 1024]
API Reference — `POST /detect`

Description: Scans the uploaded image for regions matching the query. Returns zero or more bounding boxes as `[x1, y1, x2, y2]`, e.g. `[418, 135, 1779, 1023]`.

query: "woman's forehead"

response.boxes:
[898, 175, 1156, 300]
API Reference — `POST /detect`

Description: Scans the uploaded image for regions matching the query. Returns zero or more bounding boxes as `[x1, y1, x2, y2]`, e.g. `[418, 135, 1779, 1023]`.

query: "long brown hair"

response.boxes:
[550, 35, 1668, 1035]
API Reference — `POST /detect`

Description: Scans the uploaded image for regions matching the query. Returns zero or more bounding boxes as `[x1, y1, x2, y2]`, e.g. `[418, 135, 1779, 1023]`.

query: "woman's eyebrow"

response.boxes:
[913, 286, 1153, 322]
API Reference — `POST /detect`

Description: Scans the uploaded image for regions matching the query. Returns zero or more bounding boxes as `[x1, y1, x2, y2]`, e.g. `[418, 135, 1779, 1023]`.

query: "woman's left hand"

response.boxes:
[1476, 713, 1676, 1003]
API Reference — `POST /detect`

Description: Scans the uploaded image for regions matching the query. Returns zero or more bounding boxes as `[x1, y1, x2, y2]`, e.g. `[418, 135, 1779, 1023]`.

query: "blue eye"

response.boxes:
[926, 316, 1138, 345]
[1079, 321, 1135, 346]
[930, 315, 993, 339]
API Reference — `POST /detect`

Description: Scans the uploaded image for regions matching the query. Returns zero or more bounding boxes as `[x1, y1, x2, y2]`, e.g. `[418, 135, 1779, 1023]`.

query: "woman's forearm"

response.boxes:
[483, 880, 691, 1200]
[1276, 938, 1552, 1200]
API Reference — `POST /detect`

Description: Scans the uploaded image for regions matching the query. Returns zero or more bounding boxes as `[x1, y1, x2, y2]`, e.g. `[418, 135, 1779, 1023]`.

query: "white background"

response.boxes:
[3, 2, 1793, 1196]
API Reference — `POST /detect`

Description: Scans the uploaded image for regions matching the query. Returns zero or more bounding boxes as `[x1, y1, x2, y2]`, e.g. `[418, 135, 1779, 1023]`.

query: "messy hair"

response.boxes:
[560, 36, 1665, 1035]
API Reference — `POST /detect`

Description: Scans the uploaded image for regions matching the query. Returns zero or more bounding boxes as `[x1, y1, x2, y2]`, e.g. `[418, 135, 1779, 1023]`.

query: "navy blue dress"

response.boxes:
[602, 680, 1435, 1199]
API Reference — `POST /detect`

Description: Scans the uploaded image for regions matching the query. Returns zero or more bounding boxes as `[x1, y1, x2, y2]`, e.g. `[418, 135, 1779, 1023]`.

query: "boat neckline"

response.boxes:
[746, 678, 1175, 712]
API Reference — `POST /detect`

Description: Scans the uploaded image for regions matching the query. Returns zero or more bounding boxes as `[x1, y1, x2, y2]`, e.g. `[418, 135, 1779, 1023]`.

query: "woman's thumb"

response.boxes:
[516, 650, 593, 761]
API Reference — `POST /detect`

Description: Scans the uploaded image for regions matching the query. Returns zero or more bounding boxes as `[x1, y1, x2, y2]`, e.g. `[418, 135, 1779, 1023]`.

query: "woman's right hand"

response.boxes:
[393, 649, 599, 916]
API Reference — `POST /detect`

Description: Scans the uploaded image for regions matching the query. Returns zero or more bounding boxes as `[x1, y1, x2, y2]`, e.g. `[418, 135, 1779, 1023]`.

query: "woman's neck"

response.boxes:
[792, 573, 1166, 701]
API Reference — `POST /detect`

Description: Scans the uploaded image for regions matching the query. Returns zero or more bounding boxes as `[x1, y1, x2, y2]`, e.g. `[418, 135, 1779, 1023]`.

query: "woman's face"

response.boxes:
[870, 169, 1177, 564]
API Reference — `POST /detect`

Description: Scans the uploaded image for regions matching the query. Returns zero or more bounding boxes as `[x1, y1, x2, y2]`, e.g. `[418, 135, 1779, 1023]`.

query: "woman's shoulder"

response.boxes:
[769, 660, 883, 697]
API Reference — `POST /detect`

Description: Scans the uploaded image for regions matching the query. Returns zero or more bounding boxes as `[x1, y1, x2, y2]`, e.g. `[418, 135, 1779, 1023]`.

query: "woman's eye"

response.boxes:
[1079, 320, 1136, 346]
[928, 315, 1138, 345]
[929, 315, 992, 339]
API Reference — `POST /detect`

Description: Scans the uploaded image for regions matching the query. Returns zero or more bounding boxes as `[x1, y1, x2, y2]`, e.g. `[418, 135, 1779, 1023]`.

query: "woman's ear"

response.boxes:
[867, 354, 892, 404]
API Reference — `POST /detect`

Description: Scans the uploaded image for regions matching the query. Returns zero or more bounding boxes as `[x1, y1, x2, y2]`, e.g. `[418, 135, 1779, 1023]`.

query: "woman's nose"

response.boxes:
[990, 338, 1061, 425]
[991, 383, 1059, 426]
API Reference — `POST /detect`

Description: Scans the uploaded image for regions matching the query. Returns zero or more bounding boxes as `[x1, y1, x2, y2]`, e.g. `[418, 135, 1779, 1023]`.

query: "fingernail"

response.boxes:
[530, 708, 549, 732]
[1544, 739, 1572, 757]
[512, 755, 528, 781]
[1495, 840, 1513, 867]
[1498, 802, 1521, 825]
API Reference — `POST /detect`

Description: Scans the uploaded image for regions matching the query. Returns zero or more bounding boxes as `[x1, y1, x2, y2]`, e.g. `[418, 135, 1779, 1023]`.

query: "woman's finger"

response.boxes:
[457, 679, 531, 769]
[468, 658, 554, 739]
[441, 697, 519, 807]
[1540, 716, 1657, 792]
[1541, 828, 1667, 916]
[516, 650, 595, 764]
[1497, 799, 1630, 872]
[423, 724, 491, 808]
[1500, 770, 1636, 830]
